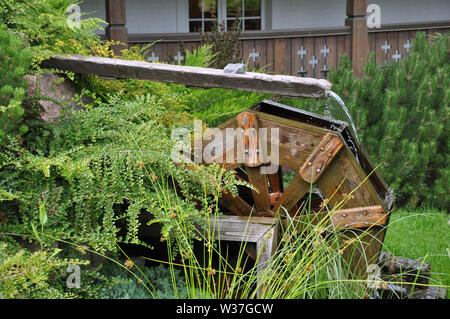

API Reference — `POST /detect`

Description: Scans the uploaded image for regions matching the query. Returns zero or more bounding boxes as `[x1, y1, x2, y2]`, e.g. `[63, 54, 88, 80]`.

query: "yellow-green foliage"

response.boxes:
[0, 25, 33, 143]
[0, 243, 89, 298]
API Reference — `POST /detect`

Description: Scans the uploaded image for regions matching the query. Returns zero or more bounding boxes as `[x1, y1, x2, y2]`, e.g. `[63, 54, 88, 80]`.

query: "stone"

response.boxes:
[223, 63, 246, 74]
[23, 73, 86, 123]
[378, 251, 431, 285]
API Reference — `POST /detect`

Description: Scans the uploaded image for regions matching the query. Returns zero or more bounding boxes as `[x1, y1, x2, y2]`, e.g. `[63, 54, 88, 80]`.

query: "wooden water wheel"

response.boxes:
[196, 99, 394, 271]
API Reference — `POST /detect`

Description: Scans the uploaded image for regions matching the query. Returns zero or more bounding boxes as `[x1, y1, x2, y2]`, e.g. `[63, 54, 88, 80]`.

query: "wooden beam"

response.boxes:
[331, 205, 387, 230]
[299, 133, 343, 184]
[346, 0, 369, 78]
[40, 55, 332, 98]
[273, 173, 310, 214]
[237, 112, 263, 167]
[105, 0, 128, 55]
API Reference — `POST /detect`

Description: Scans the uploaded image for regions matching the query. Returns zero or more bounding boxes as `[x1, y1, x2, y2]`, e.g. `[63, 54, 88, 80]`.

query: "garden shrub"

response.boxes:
[100, 263, 189, 299]
[0, 25, 33, 144]
[328, 32, 449, 210]
[0, 242, 109, 298]
[0, 0, 105, 65]
[0, 93, 250, 255]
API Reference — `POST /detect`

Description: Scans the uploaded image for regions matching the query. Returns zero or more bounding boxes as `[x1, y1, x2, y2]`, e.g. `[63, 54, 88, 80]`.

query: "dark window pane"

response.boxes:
[189, 0, 217, 19]
[227, 0, 242, 18]
[203, 20, 216, 32]
[226, 18, 242, 31]
[245, 0, 260, 17]
[189, 0, 202, 19]
[189, 20, 202, 32]
[244, 18, 260, 31]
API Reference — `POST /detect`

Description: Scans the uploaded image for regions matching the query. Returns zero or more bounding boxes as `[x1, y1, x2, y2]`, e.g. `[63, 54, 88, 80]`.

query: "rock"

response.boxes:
[378, 251, 431, 285]
[23, 73, 86, 123]
[223, 63, 246, 74]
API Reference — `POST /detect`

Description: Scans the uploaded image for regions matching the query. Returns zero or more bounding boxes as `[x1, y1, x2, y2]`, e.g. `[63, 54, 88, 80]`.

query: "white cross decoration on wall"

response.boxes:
[249, 49, 259, 63]
[309, 56, 319, 69]
[392, 50, 402, 62]
[297, 46, 308, 59]
[403, 40, 411, 53]
[174, 50, 184, 64]
[148, 52, 159, 62]
[381, 41, 391, 54]
[320, 44, 330, 58]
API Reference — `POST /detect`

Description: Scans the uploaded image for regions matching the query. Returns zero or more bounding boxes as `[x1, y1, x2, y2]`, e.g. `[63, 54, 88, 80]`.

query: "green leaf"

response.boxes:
[31, 222, 41, 244]
[39, 201, 47, 228]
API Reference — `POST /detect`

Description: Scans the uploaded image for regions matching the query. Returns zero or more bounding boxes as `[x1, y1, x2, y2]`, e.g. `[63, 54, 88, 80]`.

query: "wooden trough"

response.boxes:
[41, 55, 393, 277]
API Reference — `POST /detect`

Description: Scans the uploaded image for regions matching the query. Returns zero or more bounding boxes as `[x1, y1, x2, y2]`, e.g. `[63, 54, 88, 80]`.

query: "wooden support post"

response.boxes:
[346, 0, 369, 78]
[105, 0, 128, 55]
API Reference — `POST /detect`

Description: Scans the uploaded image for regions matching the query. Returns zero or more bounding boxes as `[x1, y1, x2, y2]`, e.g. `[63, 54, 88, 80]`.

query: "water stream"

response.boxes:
[326, 91, 360, 144]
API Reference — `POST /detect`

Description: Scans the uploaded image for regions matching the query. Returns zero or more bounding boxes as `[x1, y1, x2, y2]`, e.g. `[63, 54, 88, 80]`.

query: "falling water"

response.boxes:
[326, 91, 360, 144]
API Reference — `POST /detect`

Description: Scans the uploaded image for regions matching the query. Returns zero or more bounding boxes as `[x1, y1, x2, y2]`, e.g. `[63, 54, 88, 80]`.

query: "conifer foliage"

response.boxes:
[330, 32, 449, 209]
[0, 26, 33, 143]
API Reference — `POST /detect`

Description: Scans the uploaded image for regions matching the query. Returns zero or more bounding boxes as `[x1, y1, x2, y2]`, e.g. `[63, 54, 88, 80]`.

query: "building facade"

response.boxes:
[81, 0, 450, 77]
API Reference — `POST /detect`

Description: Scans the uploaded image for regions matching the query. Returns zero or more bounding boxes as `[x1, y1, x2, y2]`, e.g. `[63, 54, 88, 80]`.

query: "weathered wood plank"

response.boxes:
[316, 148, 381, 210]
[41, 55, 331, 98]
[299, 133, 343, 184]
[268, 166, 284, 193]
[273, 173, 310, 214]
[245, 167, 271, 212]
[331, 205, 387, 230]
[237, 112, 263, 167]
[219, 191, 253, 216]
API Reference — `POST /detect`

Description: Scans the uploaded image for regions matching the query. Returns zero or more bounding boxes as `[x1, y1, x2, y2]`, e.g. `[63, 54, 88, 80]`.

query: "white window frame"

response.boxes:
[187, 0, 266, 32]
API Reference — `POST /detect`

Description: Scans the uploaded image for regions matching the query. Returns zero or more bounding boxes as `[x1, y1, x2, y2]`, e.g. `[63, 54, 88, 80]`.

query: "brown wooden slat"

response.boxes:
[237, 112, 263, 167]
[273, 173, 310, 214]
[299, 133, 343, 184]
[316, 149, 381, 210]
[314, 36, 326, 79]
[337, 35, 346, 63]
[242, 39, 254, 70]
[266, 39, 274, 73]
[254, 39, 267, 70]
[332, 205, 387, 230]
[303, 37, 315, 78]
[398, 31, 410, 60]
[274, 38, 291, 75]
[325, 36, 338, 74]
[268, 166, 284, 193]
[375, 31, 387, 64]
[256, 116, 326, 171]
[219, 191, 253, 216]
[386, 31, 399, 63]
[291, 37, 302, 76]
[245, 166, 271, 212]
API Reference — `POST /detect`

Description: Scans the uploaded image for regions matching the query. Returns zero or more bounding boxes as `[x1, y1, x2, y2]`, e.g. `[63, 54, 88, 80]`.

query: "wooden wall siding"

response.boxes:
[139, 26, 448, 79]
[370, 28, 448, 64]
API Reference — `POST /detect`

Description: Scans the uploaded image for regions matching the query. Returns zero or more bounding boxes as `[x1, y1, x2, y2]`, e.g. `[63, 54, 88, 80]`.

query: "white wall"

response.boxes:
[80, 0, 189, 34]
[271, 0, 346, 29]
[368, 0, 450, 25]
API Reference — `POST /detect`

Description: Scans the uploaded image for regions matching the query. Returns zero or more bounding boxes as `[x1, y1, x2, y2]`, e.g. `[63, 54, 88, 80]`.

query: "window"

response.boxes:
[189, 0, 218, 32]
[189, 0, 262, 32]
[226, 0, 261, 31]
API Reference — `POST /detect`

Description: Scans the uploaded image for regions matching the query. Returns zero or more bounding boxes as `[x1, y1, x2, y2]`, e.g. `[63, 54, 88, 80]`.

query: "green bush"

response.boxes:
[0, 0, 105, 65]
[0, 242, 109, 298]
[0, 92, 249, 255]
[0, 25, 33, 144]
